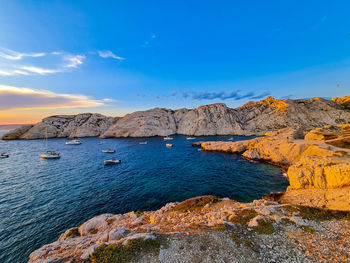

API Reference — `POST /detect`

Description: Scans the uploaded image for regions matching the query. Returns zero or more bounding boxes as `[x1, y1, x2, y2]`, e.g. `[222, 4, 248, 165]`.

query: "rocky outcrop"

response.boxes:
[2, 96, 350, 139]
[332, 95, 350, 110]
[28, 196, 350, 263]
[199, 125, 350, 210]
[1, 114, 118, 140]
[101, 108, 178, 138]
[0, 124, 33, 140]
[102, 96, 350, 137]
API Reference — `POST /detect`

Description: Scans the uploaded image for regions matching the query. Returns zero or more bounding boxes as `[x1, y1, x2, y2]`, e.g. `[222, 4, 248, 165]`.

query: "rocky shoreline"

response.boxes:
[2, 96, 350, 140]
[29, 196, 350, 263]
[197, 124, 350, 211]
[28, 124, 350, 262]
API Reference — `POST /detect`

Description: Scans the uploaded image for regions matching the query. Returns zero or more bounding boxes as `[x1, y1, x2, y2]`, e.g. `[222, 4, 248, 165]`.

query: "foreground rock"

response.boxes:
[199, 125, 350, 210]
[2, 114, 119, 140]
[28, 196, 350, 263]
[4, 95, 349, 139]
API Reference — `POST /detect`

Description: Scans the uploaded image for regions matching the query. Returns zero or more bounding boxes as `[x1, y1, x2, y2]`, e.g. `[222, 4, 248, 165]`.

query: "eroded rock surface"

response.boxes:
[199, 125, 350, 210]
[102, 96, 350, 138]
[2, 96, 350, 140]
[2, 114, 118, 140]
[28, 196, 350, 263]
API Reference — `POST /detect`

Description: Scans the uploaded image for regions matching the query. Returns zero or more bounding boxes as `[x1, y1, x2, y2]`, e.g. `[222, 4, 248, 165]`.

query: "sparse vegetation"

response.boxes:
[172, 196, 220, 212]
[301, 225, 316, 234]
[212, 224, 227, 231]
[285, 205, 350, 221]
[228, 209, 258, 225]
[64, 227, 80, 240]
[91, 237, 161, 263]
[253, 219, 274, 234]
[231, 232, 258, 252]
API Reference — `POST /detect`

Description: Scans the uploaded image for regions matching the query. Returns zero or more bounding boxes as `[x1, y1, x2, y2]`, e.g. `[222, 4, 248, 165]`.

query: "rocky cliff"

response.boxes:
[198, 124, 350, 211]
[1, 113, 119, 140]
[2, 96, 350, 140]
[28, 196, 350, 263]
[102, 96, 350, 138]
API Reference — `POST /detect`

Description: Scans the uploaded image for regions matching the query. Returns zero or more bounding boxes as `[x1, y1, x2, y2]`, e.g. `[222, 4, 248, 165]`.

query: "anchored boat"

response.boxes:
[166, 143, 173, 147]
[104, 158, 121, 165]
[41, 128, 61, 159]
[139, 141, 148, 145]
[163, 136, 173, 141]
[66, 139, 82, 145]
[0, 153, 9, 158]
[102, 149, 115, 153]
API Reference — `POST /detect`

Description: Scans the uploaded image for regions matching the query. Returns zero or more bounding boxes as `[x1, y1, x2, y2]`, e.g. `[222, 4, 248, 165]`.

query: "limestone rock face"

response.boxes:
[102, 96, 350, 138]
[0, 124, 33, 140]
[332, 95, 350, 110]
[1, 114, 118, 140]
[176, 103, 244, 136]
[101, 108, 177, 138]
[3, 96, 350, 139]
[200, 125, 350, 210]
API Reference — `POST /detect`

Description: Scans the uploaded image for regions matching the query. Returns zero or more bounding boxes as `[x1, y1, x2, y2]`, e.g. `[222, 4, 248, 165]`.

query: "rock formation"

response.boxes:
[198, 124, 350, 210]
[2, 96, 350, 140]
[102, 96, 350, 138]
[1, 114, 119, 140]
[28, 196, 350, 263]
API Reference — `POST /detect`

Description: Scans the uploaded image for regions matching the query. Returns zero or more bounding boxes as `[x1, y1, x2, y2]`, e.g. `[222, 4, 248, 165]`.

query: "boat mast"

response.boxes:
[45, 127, 48, 152]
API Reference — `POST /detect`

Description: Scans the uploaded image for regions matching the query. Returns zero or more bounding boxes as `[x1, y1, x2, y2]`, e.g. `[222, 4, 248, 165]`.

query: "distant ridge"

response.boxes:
[2, 95, 350, 140]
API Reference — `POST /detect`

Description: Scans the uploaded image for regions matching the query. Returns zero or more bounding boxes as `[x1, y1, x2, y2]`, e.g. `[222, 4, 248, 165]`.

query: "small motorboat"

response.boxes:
[102, 149, 115, 153]
[228, 137, 234, 141]
[197, 148, 202, 151]
[163, 136, 173, 141]
[41, 151, 60, 159]
[66, 139, 82, 145]
[98, 141, 105, 145]
[104, 158, 121, 165]
[186, 137, 196, 140]
[0, 153, 9, 158]
[166, 143, 173, 147]
[139, 141, 148, 145]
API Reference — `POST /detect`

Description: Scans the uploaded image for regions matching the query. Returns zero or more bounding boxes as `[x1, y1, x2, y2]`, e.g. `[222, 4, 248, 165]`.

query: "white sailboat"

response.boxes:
[41, 128, 60, 159]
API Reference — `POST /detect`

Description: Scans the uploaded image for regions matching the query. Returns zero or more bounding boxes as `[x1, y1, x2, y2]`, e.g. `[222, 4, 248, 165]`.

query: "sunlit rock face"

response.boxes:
[102, 96, 350, 138]
[2, 96, 350, 139]
[200, 125, 350, 211]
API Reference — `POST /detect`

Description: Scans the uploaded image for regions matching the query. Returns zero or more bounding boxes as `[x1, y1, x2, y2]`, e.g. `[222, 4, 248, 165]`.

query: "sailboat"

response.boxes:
[41, 128, 60, 159]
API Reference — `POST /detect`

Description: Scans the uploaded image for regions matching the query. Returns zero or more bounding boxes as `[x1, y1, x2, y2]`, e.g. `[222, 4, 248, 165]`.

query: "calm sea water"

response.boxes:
[0, 132, 288, 263]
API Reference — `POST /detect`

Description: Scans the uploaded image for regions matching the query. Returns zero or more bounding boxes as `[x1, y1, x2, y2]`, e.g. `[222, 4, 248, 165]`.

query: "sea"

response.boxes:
[0, 132, 289, 263]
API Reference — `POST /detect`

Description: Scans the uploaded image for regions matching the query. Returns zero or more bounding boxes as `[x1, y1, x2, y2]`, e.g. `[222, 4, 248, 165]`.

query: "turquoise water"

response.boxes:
[0, 133, 288, 263]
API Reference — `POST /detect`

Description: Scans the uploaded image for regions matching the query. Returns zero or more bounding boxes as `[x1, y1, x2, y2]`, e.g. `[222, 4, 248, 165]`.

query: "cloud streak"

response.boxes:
[98, 50, 125, 60]
[186, 90, 270, 101]
[0, 47, 46, 60]
[0, 85, 106, 110]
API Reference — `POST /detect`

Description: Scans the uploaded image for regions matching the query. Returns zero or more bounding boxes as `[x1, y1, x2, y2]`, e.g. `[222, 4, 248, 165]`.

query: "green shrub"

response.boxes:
[91, 238, 161, 263]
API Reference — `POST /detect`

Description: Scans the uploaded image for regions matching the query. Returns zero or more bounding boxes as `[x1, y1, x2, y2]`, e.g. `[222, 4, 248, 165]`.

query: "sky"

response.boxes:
[0, 0, 349, 124]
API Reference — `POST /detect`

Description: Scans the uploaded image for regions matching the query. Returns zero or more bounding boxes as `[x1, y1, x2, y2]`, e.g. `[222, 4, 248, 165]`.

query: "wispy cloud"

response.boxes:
[0, 85, 107, 110]
[19, 66, 60, 75]
[98, 50, 125, 60]
[64, 54, 85, 68]
[0, 47, 46, 60]
[182, 90, 270, 101]
[0, 69, 30, 76]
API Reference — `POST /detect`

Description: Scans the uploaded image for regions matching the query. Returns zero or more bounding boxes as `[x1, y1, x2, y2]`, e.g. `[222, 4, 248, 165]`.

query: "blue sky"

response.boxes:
[0, 0, 349, 123]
